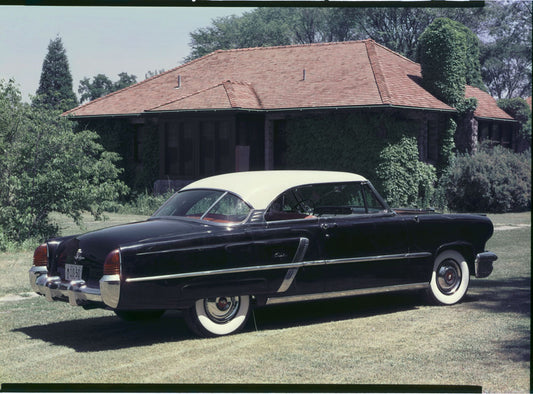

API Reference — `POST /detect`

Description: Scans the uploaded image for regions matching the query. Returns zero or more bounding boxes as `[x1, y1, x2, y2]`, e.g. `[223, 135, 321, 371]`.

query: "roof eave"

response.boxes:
[145, 104, 458, 115]
[475, 115, 517, 123]
[63, 113, 144, 120]
[65, 104, 459, 119]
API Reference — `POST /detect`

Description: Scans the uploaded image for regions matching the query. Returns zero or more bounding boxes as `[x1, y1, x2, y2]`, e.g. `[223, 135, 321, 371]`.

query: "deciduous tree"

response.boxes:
[0, 79, 128, 246]
[480, 0, 532, 98]
[78, 72, 137, 103]
[185, 4, 531, 100]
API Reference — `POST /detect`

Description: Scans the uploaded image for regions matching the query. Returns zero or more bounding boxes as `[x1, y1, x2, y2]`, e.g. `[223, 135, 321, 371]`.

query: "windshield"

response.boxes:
[152, 189, 252, 224]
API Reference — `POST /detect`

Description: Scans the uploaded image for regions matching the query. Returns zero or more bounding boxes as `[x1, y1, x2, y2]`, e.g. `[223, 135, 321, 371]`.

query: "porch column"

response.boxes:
[264, 116, 274, 170]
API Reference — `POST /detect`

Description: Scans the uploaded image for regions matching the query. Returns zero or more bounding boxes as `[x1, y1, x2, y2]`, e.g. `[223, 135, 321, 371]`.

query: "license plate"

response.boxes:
[65, 264, 83, 281]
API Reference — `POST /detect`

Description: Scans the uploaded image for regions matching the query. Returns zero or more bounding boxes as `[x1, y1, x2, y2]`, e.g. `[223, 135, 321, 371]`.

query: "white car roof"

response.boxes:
[181, 170, 368, 210]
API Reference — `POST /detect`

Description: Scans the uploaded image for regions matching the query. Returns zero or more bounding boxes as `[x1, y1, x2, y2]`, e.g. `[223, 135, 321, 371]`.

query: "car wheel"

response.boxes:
[184, 295, 251, 337]
[428, 250, 470, 305]
[114, 310, 165, 321]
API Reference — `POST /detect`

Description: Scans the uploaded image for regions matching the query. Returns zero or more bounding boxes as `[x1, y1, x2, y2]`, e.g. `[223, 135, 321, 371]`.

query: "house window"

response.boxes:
[217, 121, 232, 173]
[180, 123, 195, 177]
[164, 122, 179, 176]
[163, 119, 235, 179]
[133, 125, 143, 164]
[200, 121, 216, 176]
[426, 120, 439, 164]
[478, 122, 489, 142]
[478, 121, 512, 148]
[490, 123, 501, 143]
[500, 125, 513, 148]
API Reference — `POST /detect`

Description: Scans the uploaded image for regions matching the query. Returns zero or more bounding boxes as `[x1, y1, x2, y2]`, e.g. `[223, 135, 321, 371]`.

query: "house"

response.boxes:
[63, 39, 516, 191]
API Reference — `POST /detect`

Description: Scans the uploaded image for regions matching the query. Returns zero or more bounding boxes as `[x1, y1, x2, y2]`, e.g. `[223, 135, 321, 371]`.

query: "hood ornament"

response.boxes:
[74, 249, 85, 264]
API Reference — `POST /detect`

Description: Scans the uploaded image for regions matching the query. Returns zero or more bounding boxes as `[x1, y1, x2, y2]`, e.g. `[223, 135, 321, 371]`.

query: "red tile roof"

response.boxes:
[62, 40, 512, 121]
[465, 86, 514, 120]
[152, 81, 262, 111]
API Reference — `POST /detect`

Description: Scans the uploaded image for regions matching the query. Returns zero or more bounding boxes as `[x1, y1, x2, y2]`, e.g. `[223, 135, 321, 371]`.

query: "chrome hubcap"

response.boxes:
[204, 296, 240, 323]
[436, 259, 462, 295]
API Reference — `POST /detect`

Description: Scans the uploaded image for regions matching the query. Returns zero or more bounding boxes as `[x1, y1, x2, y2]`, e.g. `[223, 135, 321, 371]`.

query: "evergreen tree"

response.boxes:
[34, 36, 78, 112]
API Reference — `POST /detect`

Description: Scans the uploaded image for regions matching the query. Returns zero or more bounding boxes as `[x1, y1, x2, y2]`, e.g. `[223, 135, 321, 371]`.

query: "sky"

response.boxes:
[0, 6, 248, 101]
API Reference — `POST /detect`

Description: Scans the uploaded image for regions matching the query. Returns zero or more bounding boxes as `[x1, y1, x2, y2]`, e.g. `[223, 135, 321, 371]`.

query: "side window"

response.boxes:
[265, 182, 388, 221]
[265, 189, 314, 221]
[311, 183, 366, 215]
[363, 184, 387, 213]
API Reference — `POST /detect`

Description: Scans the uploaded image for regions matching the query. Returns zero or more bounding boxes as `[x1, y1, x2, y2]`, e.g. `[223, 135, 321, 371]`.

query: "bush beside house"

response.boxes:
[439, 145, 531, 213]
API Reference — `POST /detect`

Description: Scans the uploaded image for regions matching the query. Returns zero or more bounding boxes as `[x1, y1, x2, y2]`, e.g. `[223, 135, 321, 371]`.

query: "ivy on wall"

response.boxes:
[437, 117, 456, 178]
[376, 136, 436, 207]
[418, 17, 482, 156]
[284, 112, 412, 186]
[284, 111, 436, 206]
[75, 118, 160, 194]
[418, 18, 467, 108]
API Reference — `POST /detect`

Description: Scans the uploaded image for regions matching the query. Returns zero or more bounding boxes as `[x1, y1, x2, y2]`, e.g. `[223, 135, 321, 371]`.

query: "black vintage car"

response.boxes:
[29, 170, 497, 337]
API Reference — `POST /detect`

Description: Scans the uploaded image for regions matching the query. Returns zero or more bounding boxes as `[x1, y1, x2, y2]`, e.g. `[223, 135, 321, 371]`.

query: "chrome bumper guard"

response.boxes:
[29, 266, 120, 309]
[475, 252, 497, 278]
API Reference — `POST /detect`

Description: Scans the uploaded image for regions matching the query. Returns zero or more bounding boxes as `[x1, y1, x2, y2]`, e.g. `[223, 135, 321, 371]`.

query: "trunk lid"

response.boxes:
[50, 218, 215, 284]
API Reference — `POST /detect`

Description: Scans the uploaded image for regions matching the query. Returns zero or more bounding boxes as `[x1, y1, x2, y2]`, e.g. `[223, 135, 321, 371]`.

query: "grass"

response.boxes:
[0, 211, 530, 392]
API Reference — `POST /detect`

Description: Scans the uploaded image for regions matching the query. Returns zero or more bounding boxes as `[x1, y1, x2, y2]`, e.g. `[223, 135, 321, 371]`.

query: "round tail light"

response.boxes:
[33, 244, 48, 267]
[103, 249, 121, 276]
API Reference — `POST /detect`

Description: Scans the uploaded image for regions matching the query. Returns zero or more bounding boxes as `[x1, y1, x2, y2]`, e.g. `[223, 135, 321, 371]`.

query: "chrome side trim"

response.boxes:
[125, 251, 432, 283]
[277, 237, 309, 293]
[266, 282, 429, 305]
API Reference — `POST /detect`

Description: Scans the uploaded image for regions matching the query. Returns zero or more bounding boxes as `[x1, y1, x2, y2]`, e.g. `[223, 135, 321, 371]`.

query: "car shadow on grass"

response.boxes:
[14, 310, 196, 352]
[250, 291, 425, 332]
[14, 291, 425, 352]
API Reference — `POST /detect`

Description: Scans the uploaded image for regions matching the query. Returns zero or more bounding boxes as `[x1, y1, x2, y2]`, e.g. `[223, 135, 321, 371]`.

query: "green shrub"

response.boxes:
[439, 145, 531, 212]
[376, 136, 437, 208]
[112, 191, 175, 216]
[497, 97, 531, 150]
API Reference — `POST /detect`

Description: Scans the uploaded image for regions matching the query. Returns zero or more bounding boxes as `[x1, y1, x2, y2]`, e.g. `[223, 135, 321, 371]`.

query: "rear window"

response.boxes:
[153, 189, 251, 224]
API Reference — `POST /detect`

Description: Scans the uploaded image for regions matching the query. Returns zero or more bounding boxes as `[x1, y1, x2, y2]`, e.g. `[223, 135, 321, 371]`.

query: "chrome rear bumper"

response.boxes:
[475, 252, 497, 278]
[29, 266, 120, 308]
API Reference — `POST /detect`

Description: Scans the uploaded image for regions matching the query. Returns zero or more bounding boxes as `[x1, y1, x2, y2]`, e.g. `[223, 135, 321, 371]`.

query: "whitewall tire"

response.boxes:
[428, 250, 470, 305]
[184, 295, 251, 337]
